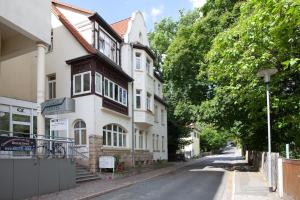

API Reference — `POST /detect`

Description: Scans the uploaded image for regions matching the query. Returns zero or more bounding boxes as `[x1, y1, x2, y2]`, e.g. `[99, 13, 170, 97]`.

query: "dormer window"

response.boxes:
[94, 23, 120, 65]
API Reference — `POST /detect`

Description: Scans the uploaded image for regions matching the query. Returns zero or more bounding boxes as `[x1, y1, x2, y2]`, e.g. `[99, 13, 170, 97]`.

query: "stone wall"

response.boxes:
[88, 135, 153, 172]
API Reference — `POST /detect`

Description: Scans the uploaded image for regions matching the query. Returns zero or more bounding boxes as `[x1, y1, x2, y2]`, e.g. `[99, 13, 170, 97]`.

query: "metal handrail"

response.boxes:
[73, 146, 89, 160]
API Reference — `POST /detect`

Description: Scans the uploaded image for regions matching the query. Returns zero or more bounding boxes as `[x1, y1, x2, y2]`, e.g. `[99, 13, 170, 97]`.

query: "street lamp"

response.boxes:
[257, 68, 278, 192]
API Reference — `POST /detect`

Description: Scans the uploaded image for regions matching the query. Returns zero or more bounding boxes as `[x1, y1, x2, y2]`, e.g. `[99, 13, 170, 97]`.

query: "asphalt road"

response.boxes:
[92, 148, 240, 200]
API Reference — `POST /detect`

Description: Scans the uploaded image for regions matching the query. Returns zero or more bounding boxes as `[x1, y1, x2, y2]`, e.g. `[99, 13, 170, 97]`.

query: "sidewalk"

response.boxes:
[28, 158, 206, 200]
[234, 170, 281, 200]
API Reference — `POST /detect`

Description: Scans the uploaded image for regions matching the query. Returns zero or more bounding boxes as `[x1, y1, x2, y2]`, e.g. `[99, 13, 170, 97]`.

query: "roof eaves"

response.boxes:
[51, 4, 97, 54]
[52, 0, 95, 15]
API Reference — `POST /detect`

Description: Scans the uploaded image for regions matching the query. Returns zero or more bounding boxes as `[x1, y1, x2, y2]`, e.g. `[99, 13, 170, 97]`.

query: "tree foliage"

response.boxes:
[149, 0, 300, 157]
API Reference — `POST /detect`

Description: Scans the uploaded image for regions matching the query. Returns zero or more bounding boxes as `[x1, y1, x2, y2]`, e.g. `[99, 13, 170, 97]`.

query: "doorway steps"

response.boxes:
[76, 163, 101, 183]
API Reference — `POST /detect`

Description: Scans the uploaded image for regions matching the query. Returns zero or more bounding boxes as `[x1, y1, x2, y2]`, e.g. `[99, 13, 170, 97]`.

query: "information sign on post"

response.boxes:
[99, 156, 115, 174]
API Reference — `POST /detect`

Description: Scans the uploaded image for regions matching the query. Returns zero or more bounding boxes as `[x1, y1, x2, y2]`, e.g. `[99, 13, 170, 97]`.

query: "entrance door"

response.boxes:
[12, 121, 31, 157]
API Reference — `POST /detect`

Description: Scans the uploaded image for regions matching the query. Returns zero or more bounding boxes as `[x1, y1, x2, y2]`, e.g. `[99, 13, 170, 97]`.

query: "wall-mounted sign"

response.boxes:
[0, 136, 36, 151]
[50, 119, 68, 131]
[41, 97, 75, 115]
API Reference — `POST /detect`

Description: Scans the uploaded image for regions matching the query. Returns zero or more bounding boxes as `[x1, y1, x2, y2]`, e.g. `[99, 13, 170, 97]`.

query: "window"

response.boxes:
[135, 53, 141, 70]
[48, 74, 56, 99]
[146, 93, 151, 111]
[161, 109, 165, 125]
[158, 83, 161, 95]
[162, 136, 165, 152]
[145, 131, 148, 149]
[154, 105, 158, 122]
[152, 134, 155, 151]
[95, 72, 102, 95]
[74, 120, 87, 145]
[104, 78, 127, 106]
[103, 124, 126, 147]
[156, 135, 159, 151]
[139, 130, 143, 149]
[146, 58, 150, 74]
[136, 89, 141, 109]
[73, 71, 91, 95]
[134, 129, 137, 149]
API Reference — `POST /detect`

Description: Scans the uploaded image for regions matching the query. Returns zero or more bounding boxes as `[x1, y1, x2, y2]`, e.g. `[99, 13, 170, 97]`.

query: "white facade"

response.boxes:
[0, 2, 167, 163]
[182, 132, 200, 159]
[120, 11, 168, 160]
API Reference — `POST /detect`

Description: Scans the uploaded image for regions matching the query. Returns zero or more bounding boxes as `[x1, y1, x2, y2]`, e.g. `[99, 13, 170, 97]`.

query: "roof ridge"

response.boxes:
[111, 17, 131, 25]
[51, 0, 95, 15]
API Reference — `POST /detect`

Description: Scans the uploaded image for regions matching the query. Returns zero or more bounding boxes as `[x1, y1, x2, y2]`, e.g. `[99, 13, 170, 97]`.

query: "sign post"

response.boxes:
[99, 156, 115, 178]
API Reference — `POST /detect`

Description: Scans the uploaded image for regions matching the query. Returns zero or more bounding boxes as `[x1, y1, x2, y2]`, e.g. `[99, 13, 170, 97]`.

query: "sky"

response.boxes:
[62, 0, 206, 31]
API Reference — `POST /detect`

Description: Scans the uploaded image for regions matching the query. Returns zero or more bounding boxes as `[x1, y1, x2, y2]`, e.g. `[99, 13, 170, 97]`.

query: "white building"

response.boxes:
[0, 1, 168, 169]
[0, 0, 51, 147]
[182, 131, 200, 159]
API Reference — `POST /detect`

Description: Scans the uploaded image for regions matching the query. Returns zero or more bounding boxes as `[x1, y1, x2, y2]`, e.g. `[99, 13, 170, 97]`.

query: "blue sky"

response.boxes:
[62, 0, 206, 31]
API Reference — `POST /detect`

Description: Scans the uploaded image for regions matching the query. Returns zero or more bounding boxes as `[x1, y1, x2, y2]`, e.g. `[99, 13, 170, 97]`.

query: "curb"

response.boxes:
[78, 157, 210, 200]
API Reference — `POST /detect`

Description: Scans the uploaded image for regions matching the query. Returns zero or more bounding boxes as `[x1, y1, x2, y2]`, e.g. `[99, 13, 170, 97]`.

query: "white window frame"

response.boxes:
[103, 124, 127, 148]
[146, 58, 151, 74]
[73, 71, 91, 95]
[161, 109, 165, 125]
[95, 72, 102, 95]
[136, 89, 142, 109]
[74, 120, 87, 146]
[146, 93, 151, 111]
[135, 52, 142, 70]
[103, 77, 127, 106]
[154, 104, 158, 122]
[48, 74, 56, 99]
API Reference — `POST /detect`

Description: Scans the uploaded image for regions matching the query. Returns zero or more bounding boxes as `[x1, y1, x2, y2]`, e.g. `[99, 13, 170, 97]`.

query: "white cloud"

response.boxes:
[151, 5, 164, 17]
[189, 0, 206, 8]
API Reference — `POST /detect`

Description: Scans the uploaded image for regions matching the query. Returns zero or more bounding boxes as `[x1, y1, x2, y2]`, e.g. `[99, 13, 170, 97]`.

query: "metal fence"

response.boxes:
[0, 130, 75, 159]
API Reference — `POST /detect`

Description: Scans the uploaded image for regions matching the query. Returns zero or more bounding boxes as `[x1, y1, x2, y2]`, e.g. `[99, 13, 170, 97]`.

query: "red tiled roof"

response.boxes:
[111, 17, 131, 38]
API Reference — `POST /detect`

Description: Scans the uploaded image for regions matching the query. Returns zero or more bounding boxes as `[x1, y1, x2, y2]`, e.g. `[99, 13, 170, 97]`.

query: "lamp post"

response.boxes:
[257, 68, 278, 192]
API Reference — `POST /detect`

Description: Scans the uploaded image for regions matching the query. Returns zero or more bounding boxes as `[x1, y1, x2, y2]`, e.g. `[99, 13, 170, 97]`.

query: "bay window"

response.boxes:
[136, 90, 141, 109]
[146, 58, 150, 74]
[95, 72, 102, 95]
[103, 124, 126, 147]
[104, 78, 128, 106]
[73, 71, 91, 95]
[146, 93, 151, 111]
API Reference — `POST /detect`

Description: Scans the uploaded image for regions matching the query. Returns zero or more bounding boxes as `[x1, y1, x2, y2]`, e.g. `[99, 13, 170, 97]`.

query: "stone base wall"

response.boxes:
[88, 135, 153, 172]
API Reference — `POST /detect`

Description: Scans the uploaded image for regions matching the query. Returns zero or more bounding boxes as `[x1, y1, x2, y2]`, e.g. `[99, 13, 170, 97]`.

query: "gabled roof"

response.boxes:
[111, 17, 131, 38]
[52, 0, 95, 15]
[51, 3, 96, 54]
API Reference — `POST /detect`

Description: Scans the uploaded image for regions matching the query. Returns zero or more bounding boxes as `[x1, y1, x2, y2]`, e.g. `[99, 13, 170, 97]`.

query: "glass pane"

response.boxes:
[96, 74, 101, 94]
[0, 112, 10, 136]
[136, 96, 141, 108]
[81, 130, 86, 145]
[109, 82, 113, 98]
[12, 114, 30, 122]
[113, 125, 117, 132]
[118, 127, 122, 133]
[49, 83, 53, 99]
[75, 75, 81, 93]
[123, 135, 126, 147]
[103, 131, 106, 145]
[113, 132, 117, 146]
[53, 82, 56, 98]
[83, 73, 90, 92]
[119, 88, 122, 102]
[74, 121, 80, 128]
[107, 132, 111, 146]
[75, 130, 79, 145]
[107, 125, 111, 130]
[13, 124, 30, 138]
[80, 121, 86, 128]
[104, 79, 108, 96]
[114, 85, 119, 101]
[33, 116, 37, 136]
[119, 133, 122, 146]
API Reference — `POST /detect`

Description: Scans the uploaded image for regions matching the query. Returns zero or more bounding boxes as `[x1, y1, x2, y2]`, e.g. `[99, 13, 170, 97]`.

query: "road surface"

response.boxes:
[92, 148, 240, 200]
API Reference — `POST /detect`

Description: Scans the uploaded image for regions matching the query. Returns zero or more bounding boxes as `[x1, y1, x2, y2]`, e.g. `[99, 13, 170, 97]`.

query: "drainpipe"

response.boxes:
[130, 42, 135, 167]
